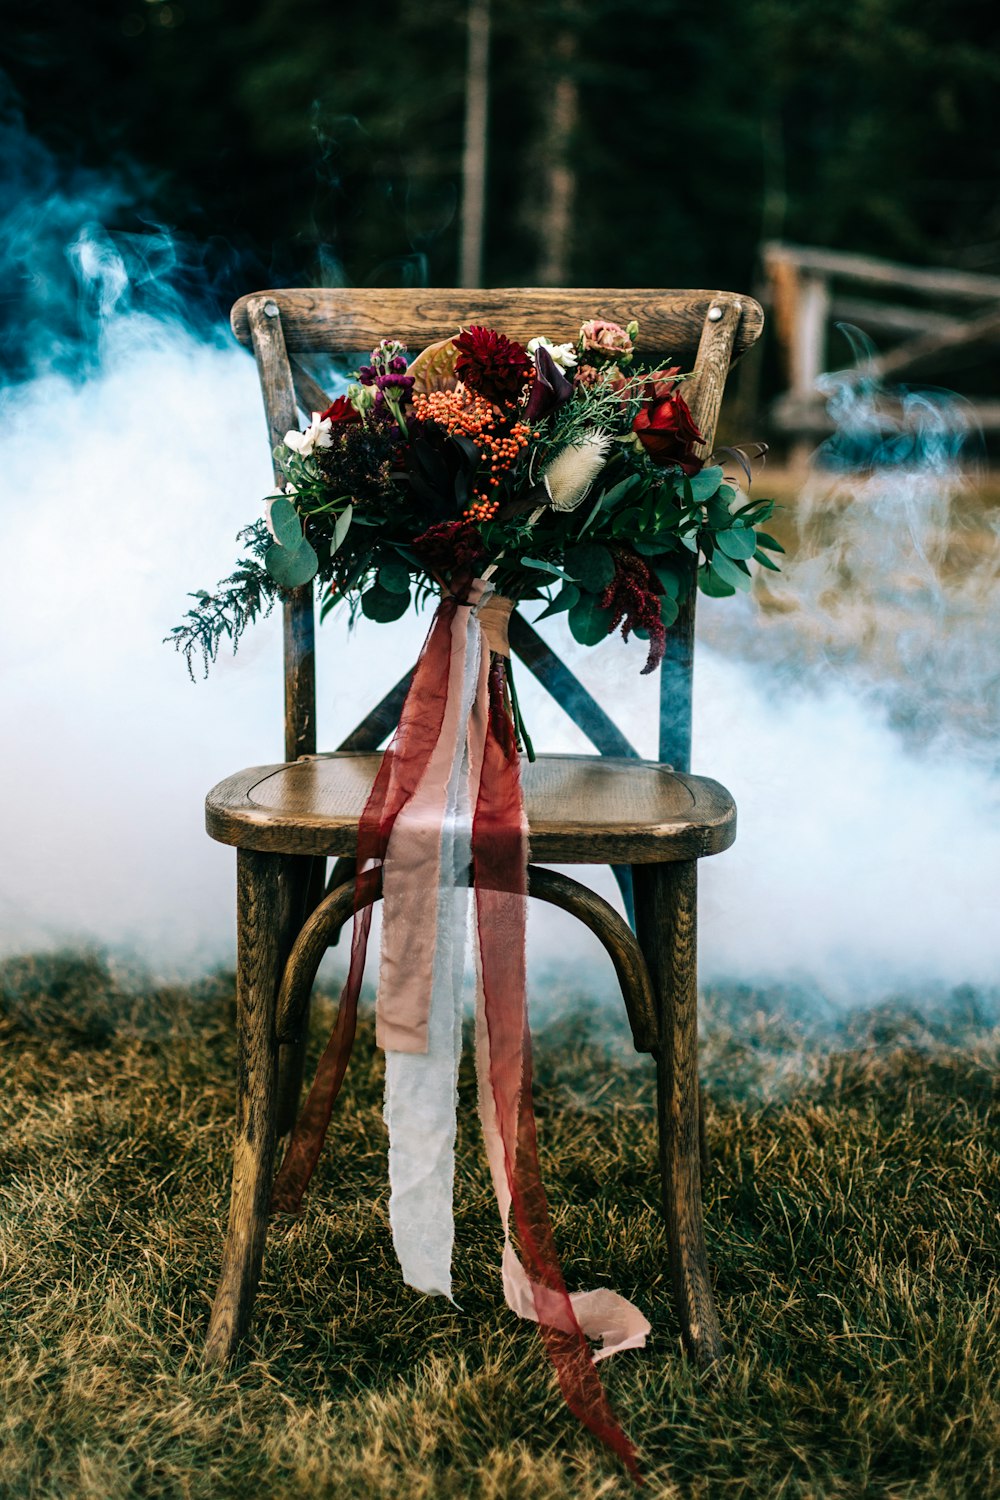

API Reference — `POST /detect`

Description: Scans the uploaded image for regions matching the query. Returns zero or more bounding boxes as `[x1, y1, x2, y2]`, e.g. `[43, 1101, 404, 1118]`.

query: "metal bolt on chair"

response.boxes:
[202, 286, 764, 1372]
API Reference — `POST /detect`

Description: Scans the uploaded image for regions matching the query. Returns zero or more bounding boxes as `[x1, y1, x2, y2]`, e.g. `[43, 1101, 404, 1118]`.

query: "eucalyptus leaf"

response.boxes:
[709, 550, 752, 591]
[755, 531, 786, 553]
[705, 497, 733, 529]
[330, 503, 353, 556]
[577, 489, 605, 535]
[611, 506, 644, 535]
[753, 548, 782, 571]
[534, 582, 580, 620]
[599, 474, 644, 510]
[565, 542, 615, 591]
[688, 465, 724, 501]
[264, 536, 318, 589]
[653, 561, 684, 597]
[698, 564, 736, 598]
[715, 526, 757, 560]
[268, 495, 303, 550]
[378, 560, 411, 594]
[568, 592, 615, 647]
[659, 593, 680, 627]
[361, 583, 411, 622]
[522, 556, 573, 581]
[632, 535, 677, 556]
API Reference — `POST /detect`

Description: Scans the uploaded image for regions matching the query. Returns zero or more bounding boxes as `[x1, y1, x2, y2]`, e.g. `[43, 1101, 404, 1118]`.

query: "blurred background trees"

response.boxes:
[2, 0, 999, 318]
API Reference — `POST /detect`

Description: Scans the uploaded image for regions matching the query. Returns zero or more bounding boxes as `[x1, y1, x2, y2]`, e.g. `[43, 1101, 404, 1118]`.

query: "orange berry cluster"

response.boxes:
[412, 389, 498, 439]
[414, 387, 536, 522]
[463, 497, 500, 522]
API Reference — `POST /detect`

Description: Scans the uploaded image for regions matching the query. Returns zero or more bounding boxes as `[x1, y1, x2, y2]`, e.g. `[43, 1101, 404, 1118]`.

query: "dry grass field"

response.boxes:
[1, 951, 998, 1498]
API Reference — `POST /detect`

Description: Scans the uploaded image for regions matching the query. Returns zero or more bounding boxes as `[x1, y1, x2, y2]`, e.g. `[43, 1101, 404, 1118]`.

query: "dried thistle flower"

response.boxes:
[541, 432, 612, 511]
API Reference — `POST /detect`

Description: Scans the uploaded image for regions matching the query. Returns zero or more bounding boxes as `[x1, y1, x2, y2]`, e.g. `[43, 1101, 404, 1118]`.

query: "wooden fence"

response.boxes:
[763, 242, 1000, 446]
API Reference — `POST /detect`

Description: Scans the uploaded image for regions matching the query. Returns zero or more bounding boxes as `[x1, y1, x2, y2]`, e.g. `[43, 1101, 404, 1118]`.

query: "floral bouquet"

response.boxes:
[173, 315, 779, 734]
[177, 316, 778, 1480]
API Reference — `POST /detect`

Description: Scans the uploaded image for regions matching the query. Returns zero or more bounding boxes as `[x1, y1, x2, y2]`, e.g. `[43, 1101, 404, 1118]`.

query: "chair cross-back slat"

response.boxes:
[238, 289, 761, 771]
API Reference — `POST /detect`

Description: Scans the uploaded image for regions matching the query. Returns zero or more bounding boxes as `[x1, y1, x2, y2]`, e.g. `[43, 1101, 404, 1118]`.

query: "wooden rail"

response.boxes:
[763, 242, 1000, 443]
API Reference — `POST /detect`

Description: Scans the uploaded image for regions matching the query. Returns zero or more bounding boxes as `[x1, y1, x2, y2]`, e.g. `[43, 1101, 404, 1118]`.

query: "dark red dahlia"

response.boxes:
[453, 325, 533, 404]
[599, 548, 667, 675]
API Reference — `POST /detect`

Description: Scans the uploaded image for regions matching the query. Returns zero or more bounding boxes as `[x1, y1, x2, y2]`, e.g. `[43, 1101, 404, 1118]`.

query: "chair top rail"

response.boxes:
[231, 287, 764, 364]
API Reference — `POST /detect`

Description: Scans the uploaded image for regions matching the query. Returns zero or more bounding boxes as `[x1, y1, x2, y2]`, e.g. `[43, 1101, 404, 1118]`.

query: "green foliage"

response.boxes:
[165, 522, 277, 679]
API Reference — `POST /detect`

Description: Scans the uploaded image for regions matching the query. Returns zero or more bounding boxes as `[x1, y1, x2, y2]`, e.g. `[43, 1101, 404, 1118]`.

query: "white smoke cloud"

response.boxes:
[2, 134, 999, 1006]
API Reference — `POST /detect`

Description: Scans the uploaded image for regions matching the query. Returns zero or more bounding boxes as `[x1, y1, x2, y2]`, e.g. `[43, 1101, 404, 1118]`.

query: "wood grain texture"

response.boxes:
[633, 861, 723, 1367]
[273, 866, 656, 1050]
[246, 297, 316, 761]
[274, 854, 326, 1136]
[205, 752, 736, 864]
[232, 288, 764, 364]
[289, 356, 334, 420]
[205, 849, 293, 1365]
[658, 300, 741, 770]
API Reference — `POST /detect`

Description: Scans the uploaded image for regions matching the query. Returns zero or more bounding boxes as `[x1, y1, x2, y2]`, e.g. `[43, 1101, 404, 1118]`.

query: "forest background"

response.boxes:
[2, 0, 1000, 403]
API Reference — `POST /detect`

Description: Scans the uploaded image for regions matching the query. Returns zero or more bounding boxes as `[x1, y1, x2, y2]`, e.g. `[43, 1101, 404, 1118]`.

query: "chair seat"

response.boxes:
[205, 752, 736, 864]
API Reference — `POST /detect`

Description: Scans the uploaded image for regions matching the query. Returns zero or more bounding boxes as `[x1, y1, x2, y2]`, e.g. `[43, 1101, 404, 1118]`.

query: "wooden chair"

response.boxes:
[203, 287, 764, 1373]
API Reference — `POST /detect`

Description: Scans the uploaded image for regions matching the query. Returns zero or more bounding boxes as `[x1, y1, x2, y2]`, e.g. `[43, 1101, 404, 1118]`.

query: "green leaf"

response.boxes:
[534, 582, 580, 620]
[264, 536, 318, 589]
[631, 534, 677, 556]
[688, 465, 724, 501]
[522, 556, 573, 581]
[568, 592, 615, 647]
[268, 495, 303, 550]
[659, 593, 679, 627]
[653, 561, 684, 598]
[715, 526, 757, 560]
[378, 560, 411, 594]
[599, 474, 645, 511]
[708, 550, 752, 591]
[753, 548, 782, 571]
[699, 565, 736, 598]
[755, 531, 786, 554]
[576, 491, 604, 536]
[361, 583, 411, 622]
[565, 542, 615, 591]
[330, 503, 353, 556]
[611, 506, 644, 535]
[705, 497, 733, 529]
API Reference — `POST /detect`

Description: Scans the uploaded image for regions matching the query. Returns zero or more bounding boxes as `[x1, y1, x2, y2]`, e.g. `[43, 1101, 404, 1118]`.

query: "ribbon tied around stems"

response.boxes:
[271, 579, 647, 1481]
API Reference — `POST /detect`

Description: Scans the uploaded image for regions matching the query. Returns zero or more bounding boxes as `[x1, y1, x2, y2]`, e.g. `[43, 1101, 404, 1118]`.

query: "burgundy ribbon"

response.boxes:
[271, 599, 459, 1213]
[473, 659, 642, 1481]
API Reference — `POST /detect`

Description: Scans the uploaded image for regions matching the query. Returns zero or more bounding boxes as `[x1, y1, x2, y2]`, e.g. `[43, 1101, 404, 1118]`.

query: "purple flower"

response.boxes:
[525, 344, 574, 421]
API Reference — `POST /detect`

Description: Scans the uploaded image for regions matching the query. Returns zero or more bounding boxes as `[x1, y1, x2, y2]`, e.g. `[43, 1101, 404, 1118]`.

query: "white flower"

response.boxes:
[283, 411, 333, 456]
[541, 432, 612, 511]
[527, 335, 578, 371]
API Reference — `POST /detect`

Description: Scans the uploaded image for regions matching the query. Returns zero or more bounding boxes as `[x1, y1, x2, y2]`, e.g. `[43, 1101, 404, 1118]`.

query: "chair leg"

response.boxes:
[633, 861, 723, 1368]
[205, 848, 301, 1366]
[274, 855, 326, 1136]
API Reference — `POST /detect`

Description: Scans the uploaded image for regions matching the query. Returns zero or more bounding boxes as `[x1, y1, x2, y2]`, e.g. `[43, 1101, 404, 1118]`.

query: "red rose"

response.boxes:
[632, 384, 704, 474]
[320, 395, 362, 424]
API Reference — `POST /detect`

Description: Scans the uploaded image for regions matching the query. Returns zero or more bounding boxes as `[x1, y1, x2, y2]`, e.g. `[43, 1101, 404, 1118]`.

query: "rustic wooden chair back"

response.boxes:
[204, 286, 763, 1380]
[229, 288, 763, 772]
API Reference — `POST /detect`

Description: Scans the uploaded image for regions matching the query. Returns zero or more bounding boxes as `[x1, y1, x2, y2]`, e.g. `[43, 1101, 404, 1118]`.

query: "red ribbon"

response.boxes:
[271, 600, 459, 1213]
[473, 658, 642, 1481]
[271, 603, 641, 1481]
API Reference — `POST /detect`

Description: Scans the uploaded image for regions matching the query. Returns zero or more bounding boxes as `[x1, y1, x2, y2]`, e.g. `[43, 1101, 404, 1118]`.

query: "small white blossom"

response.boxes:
[283, 412, 333, 456]
[527, 335, 578, 371]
